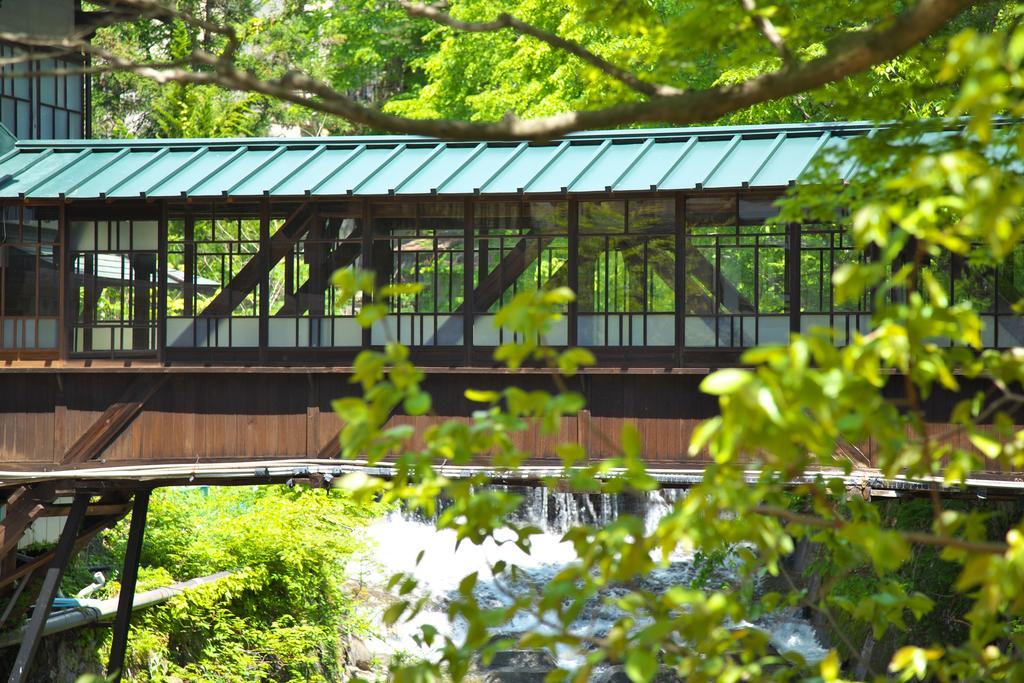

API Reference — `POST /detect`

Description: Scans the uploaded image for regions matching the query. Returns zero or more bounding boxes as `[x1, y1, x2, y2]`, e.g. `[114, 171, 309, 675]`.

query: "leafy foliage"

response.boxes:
[65, 486, 384, 682]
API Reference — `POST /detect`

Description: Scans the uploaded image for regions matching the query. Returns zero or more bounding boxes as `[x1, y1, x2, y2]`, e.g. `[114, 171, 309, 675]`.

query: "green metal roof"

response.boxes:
[0, 121, 873, 200]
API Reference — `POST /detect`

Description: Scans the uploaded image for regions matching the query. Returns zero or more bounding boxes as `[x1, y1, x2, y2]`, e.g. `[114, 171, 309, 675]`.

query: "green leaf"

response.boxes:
[403, 391, 431, 416]
[700, 368, 752, 396]
[968, 432, 1001, 459]
[621, 423, 642, 459]
[624, 650, 658, 683]
[465, 389, 500, 403]
[820, 650, 840, 681]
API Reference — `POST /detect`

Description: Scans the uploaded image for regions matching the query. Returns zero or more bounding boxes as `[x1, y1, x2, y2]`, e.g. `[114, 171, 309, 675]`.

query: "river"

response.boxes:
[358, 487, 828, 674]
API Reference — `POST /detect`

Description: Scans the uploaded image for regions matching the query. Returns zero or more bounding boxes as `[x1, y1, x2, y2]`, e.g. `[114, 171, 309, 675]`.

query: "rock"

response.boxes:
[481, 673, 551, 683]
[592, 665, 682, 683]
[484, 649, 557, 670]
[475, 648, 557, 682]
[346, 635, 374, 671]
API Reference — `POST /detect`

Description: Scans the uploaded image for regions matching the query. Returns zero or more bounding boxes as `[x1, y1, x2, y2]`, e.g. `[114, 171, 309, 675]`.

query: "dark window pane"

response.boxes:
[12, 60, 29, 100]
[38, 245, 60, 316]
[2, 245, 38, 315]
[15, 101, 29, 138]
[67, 73, 82, 111]
[687, 195, 736, 226]
[419, 202, 463, 236]
[738, 197, 780, 225]
[475, 202, 519, 235]
[579, 201, 624, 234]
[372, 202, 415, 235]
[38, 66, 55, 105]
[997, 246, 1024, 313]
[525, 201, 567, 234]
[40, 105, 54, 139]
[629, 199, 674, 234]
[0, 97, 14, 132]
[56, 110, 69, 138]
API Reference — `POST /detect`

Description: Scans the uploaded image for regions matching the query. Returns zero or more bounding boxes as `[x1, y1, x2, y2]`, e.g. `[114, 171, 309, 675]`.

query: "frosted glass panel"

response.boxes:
[131, 221, 159, 250]
[37, 319, 57, 348]
[268, 318, 309, 347]
[372, 314, 464, 346]
[998, 317, 1024, 347]
[758, 317, 789, 345]
[267, 317, 362, 347]
[980, 315, 995, 348]
[323, 318, 361, 346]
[473, 315, 501, 346]
[684, 317, 715, 346]
[167, 318, 258, 347]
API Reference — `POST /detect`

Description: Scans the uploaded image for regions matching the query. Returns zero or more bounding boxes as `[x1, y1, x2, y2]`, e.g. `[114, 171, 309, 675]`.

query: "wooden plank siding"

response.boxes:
[0, 370, 1016, 479]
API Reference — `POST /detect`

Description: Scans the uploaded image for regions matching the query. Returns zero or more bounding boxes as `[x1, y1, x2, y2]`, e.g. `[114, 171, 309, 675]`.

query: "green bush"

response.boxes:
[67, 485, 385, 682]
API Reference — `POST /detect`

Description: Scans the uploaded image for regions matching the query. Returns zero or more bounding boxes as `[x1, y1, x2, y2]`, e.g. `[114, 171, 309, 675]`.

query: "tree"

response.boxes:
[3, 0, 989, 138]
[10, 1, 1024, 681]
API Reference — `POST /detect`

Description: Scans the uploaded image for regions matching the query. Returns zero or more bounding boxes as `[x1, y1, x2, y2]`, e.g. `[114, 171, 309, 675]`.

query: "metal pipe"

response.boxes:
[0, 572, 231, 649]
[0, 458, 1017, 492]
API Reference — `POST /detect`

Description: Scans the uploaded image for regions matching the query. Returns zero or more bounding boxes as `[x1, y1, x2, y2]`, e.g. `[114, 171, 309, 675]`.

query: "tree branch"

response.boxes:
[754, 505, 1009, 555]
[399, 1, 683, 98]
[13, 0, 978, 141]
[740, 0, 793, 64]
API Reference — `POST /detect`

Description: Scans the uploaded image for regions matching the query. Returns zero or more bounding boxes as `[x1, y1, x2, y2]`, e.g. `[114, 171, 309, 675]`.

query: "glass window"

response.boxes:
[472, 200, 569, 346]
[525, 201, 568, 234]
[579, 200, 675, 347]
[68, 74, 82, 111]
[39, 106, 54, 139]
[0, 98, 13, 130]
[580, 201, 624, 234]
[38, 65, 55, 105]
[739, 197, 780, 225]
[629, 199, 674, 234]
[687, 195, 735, 226]
[15, 101, 29, 138]
[56, 110, 69, 139]
[12, 59, 29, 100]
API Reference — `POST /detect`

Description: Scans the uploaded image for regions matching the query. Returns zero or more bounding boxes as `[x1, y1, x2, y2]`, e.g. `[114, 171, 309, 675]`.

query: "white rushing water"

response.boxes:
[357, 487, 828, 670]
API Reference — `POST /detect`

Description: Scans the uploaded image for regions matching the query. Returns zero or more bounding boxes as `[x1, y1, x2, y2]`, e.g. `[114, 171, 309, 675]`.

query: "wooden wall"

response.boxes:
[0, 370, 1014, 476]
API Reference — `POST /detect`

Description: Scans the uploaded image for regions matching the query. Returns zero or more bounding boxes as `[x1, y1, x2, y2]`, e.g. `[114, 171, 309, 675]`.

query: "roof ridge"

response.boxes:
[14, 120, 881, 150]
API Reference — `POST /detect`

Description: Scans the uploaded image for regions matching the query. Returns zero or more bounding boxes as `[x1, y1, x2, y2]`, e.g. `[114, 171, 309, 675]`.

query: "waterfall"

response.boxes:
[357, 485, 828, 669]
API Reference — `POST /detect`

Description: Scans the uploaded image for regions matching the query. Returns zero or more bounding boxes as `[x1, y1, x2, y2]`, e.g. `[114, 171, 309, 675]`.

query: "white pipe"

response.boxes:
[0, 458, 1017, 492]
[0, 571, 232, 648]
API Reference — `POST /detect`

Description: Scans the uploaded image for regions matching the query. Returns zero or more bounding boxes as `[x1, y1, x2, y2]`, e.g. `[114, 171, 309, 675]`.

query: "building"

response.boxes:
[0, 9, 1020, 680]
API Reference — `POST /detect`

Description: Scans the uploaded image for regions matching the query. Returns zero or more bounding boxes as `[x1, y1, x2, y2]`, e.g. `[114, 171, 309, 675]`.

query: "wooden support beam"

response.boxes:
[469, 233, 557, 314]
[199, 203, 314, 319]
[317, 432, 341, 459]
[0, 513, 127, 594]
[38, 502, 130, 518]
[107, 490, 150, 682]
[429, 231, 557, 346]
[61, 374, 169, 464]
[7, 494, 89, 683]
[273, 224, 362, 318]
[0, 573, 32, 630]
[1, 374, 164, 578]
[0, 484, 57, 571]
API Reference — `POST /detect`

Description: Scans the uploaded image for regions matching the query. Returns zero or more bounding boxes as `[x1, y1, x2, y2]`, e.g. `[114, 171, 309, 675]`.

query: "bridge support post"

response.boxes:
[7, 493, 90, 683]
[107, 489, 151, 682]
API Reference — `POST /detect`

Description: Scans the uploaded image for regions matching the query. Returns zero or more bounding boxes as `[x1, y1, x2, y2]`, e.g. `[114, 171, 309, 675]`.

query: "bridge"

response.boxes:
[0, 119, 1019, 677]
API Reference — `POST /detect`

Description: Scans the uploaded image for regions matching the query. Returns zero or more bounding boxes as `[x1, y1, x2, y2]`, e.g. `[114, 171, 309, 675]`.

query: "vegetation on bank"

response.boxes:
[46, 486, 385, 682]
